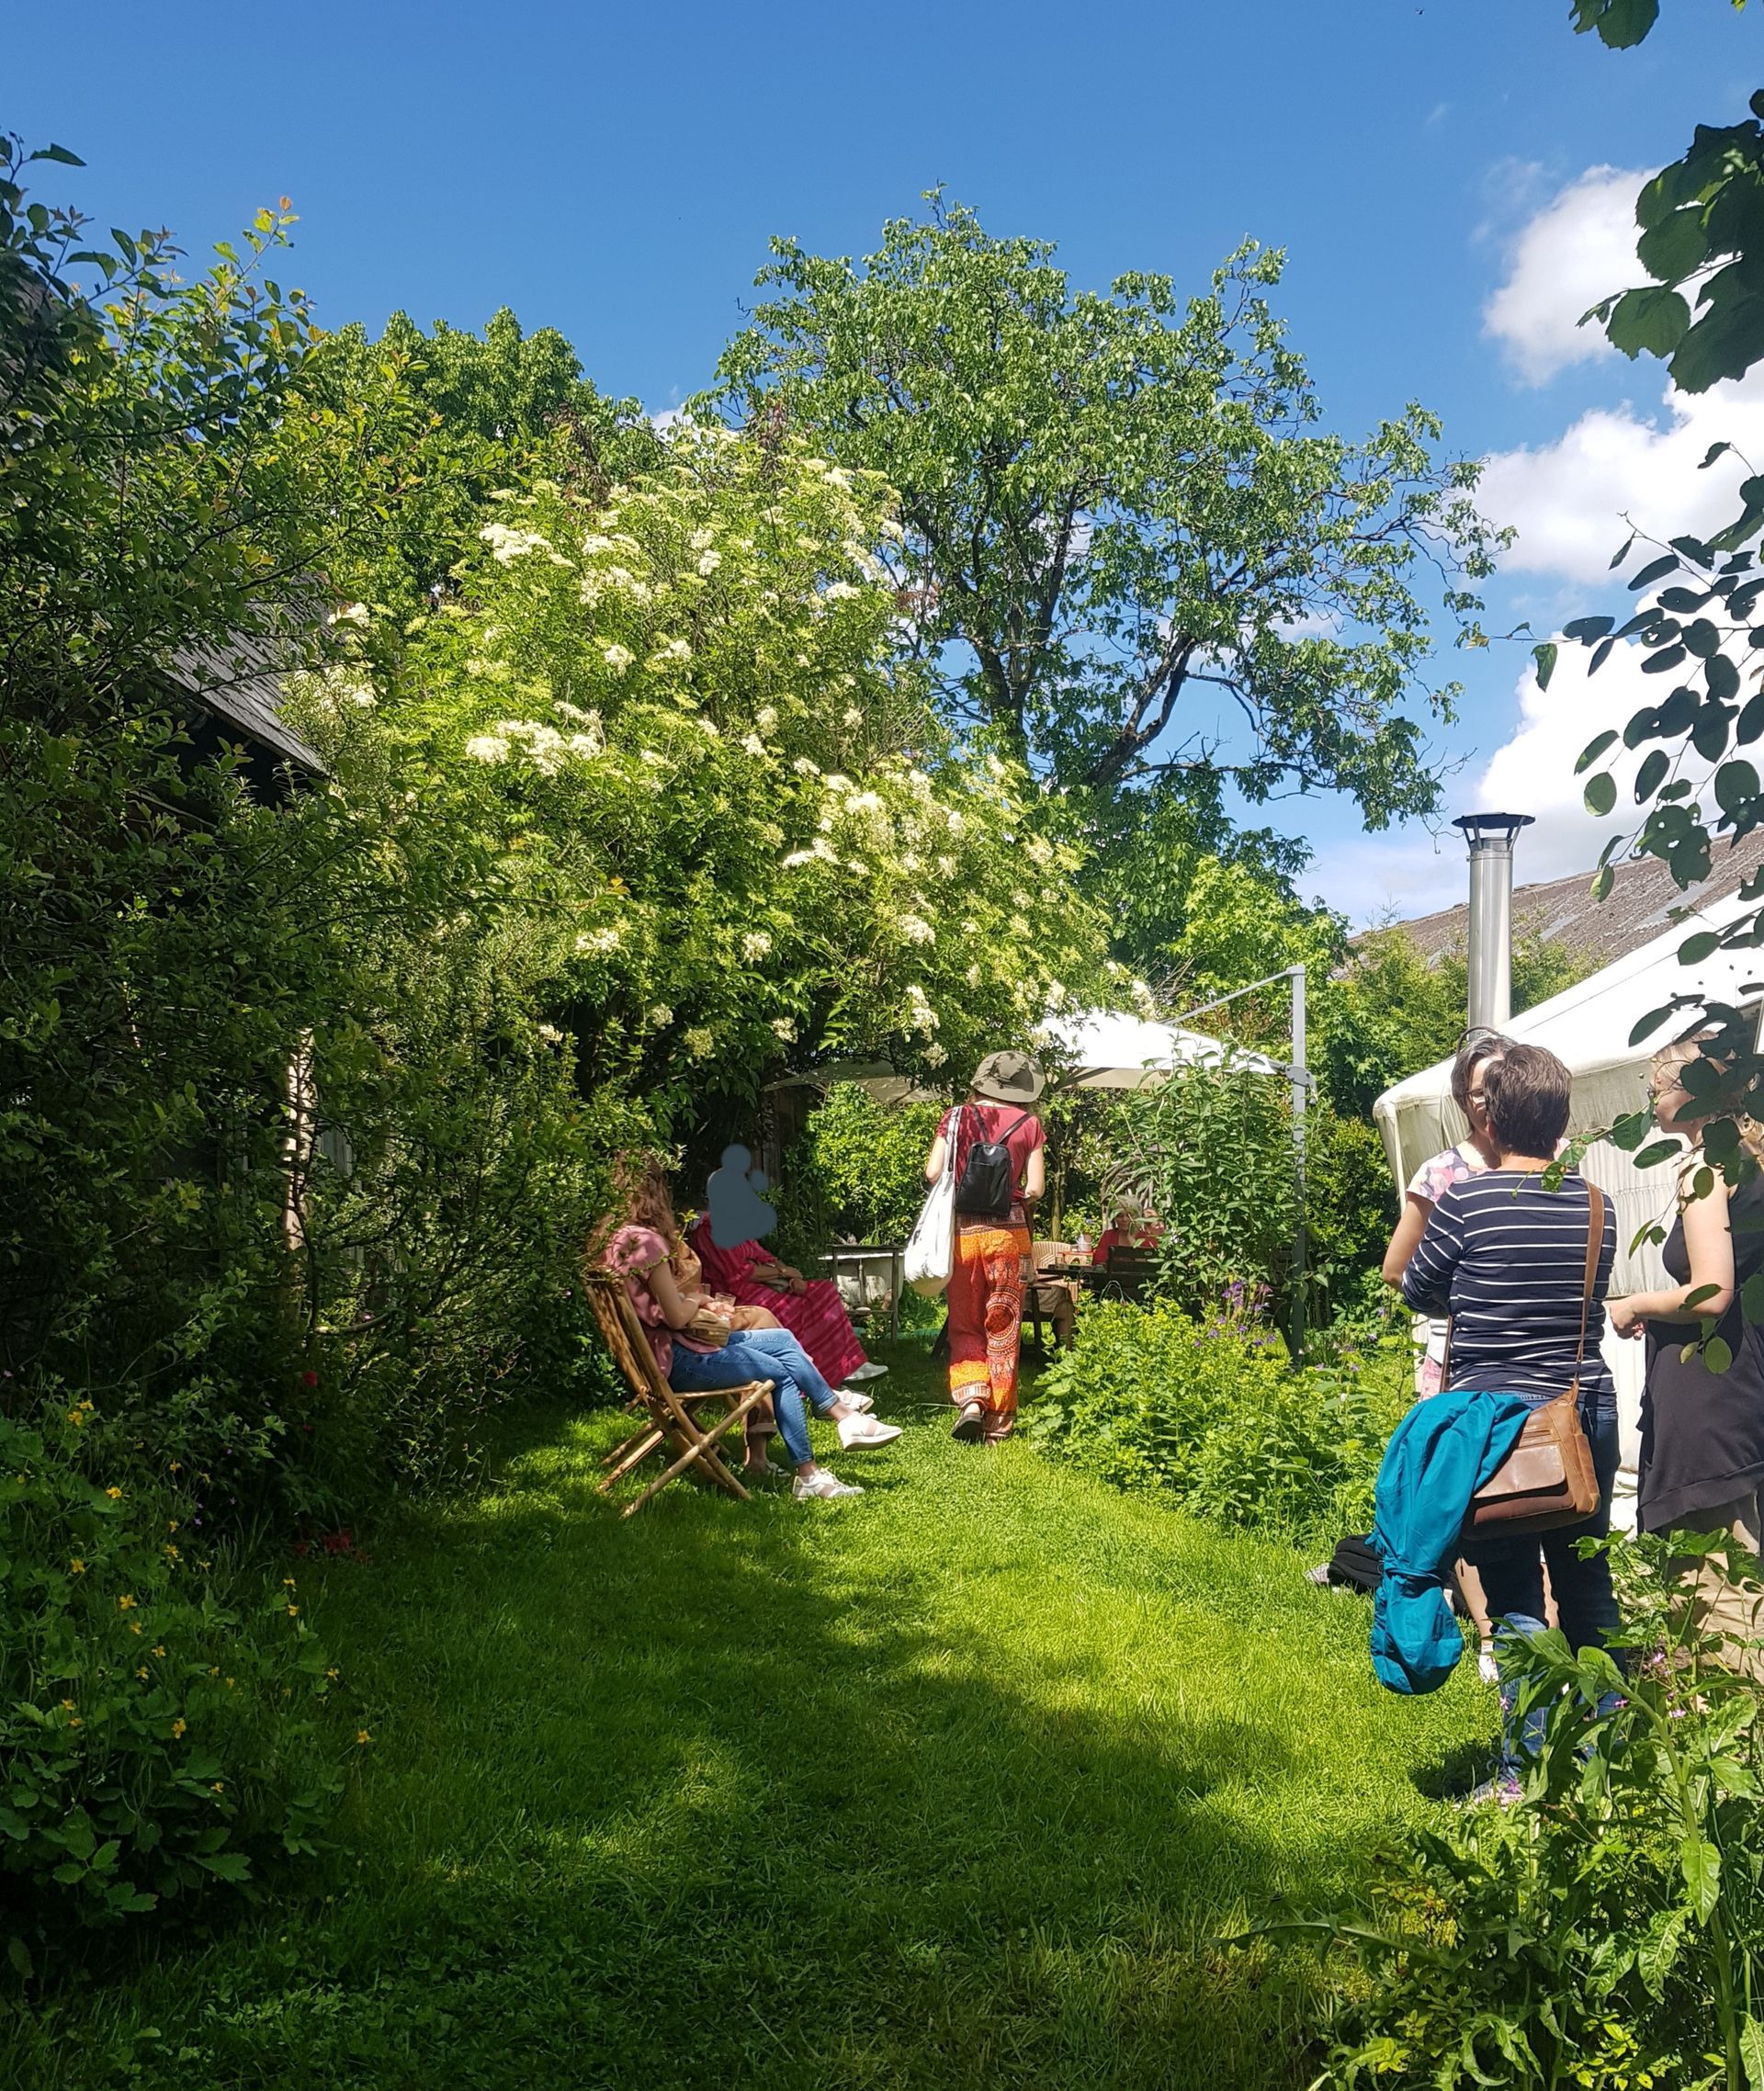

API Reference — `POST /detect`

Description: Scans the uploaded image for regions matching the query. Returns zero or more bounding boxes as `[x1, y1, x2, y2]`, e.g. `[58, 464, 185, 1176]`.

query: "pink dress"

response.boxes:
[602, 1224, 725, 1379]
[686, 1217, 867, 1385]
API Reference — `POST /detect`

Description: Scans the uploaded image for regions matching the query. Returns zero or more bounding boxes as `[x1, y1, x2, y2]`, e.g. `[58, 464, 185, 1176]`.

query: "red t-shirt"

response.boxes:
[937, 1102, 1045, 1226]
[1092, 1220, 1164, 1268]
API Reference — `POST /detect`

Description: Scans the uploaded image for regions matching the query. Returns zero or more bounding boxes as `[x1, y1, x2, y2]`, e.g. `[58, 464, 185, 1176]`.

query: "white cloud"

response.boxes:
[1480, 369, 1764, 583]
[1310, 829, 1465, 927]
[1476, 639, 1703, 883]
[1483, 165, 1645, 385]
[1317, 635, 1734, 926]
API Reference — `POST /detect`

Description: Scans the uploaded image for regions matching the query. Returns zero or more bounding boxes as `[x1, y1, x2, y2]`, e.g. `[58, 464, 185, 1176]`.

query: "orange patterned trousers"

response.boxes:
[947, 1223, 1029, 1438]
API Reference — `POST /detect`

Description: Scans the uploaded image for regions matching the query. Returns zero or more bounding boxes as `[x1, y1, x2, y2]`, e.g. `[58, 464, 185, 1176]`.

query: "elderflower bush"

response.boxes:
[405, 420, 1107, 1108]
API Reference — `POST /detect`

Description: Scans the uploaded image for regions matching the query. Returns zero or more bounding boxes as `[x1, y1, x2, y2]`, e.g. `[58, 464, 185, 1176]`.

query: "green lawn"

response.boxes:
[7, 1342, 1490, 2091]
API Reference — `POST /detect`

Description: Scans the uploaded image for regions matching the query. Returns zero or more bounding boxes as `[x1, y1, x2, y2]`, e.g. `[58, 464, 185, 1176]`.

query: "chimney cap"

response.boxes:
[1453, 812, 1534, 844]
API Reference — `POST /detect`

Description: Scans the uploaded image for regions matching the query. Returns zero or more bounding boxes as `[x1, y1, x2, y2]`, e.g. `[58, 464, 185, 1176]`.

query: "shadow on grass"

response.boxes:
[19, 1376, 1372, 2091]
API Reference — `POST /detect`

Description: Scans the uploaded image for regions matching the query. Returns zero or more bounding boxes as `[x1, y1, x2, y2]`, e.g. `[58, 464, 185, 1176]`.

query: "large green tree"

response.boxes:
[714, 198, 1503, 826]
[312, 307, 657, 615]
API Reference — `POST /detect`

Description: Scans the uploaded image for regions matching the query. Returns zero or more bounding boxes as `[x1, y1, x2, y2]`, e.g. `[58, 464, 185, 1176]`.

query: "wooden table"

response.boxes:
[817, 1243, 906, 1341]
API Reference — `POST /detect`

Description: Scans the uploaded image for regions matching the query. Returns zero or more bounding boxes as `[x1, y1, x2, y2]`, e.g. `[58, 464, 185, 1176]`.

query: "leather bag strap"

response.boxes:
[1572, 1181, 1604, 1384]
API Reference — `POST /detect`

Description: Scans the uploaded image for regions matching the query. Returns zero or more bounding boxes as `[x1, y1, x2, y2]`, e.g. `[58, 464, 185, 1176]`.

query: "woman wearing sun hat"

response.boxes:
[922, 1050, 1046, 1442]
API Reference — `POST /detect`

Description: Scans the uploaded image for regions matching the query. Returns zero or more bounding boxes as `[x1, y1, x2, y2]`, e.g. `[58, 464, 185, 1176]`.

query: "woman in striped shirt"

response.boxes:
[1401, 1044, 1622, 1789]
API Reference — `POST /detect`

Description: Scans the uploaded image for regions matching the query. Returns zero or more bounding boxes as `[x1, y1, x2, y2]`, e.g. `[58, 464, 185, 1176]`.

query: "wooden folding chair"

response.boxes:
[583, 1272, 775, 1518]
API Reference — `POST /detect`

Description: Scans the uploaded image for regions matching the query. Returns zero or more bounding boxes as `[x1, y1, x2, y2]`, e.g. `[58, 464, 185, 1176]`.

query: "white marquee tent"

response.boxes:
[1039, 1009, 1283, 1088]
[1373, 887, 1764, 1529]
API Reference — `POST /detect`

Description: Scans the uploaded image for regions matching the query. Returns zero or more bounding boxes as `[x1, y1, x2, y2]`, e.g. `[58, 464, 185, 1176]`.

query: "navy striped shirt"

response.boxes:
[1400, 1170, 1616, 1416]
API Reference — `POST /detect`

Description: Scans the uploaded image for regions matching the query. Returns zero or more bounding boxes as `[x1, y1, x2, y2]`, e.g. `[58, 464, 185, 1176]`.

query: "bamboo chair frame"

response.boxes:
[584, 1272, 775, 1518]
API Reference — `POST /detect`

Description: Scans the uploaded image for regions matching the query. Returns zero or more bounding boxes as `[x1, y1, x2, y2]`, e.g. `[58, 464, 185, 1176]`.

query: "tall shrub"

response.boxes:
[1107, 1061, 1301, 1316]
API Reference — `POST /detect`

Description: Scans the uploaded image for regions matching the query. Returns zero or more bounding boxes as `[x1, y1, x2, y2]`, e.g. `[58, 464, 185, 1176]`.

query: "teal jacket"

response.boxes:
[1370, 1386, 1532, 1695]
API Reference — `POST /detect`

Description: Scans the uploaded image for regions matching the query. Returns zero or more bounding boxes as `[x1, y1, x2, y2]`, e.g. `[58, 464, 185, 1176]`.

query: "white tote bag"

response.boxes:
[904, 1106, 958, 1300]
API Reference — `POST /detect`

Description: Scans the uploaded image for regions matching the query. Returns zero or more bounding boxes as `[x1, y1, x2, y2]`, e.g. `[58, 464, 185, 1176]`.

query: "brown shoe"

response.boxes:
[952, 1401, 986, 1443]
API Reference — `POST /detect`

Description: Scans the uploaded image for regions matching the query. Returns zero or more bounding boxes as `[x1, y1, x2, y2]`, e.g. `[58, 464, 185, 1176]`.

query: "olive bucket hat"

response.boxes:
[969, 1050, 1045, 1106]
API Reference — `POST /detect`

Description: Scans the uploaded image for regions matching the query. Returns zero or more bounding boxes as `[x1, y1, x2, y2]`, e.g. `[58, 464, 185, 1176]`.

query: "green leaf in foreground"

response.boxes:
[1577, 729, 1619, 774]
[1569, 0, 1659, 47]
[1584, 772, 1618, 816]
[1608, 286, 1690, 360]
[1680, 1833, 1721, 1923]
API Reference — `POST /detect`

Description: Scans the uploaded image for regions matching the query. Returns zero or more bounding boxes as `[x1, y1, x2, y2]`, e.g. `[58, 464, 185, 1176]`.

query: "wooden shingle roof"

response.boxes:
[160, 628, 325, 793]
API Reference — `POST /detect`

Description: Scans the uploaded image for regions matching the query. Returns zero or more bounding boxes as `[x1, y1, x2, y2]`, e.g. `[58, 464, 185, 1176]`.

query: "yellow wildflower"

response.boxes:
[129, 1622, 141, 1635]
[117, 1594, 136, 1611]
[59, 1699, 75, 1712]
[151, 1645, 165, 1657]
[164, 1543, 179, 1559]
[325, 1667, 340, 1681]
[170, 1718, 187, 1739]
[286, 1605, 299, 1618]
[356, 1730, 373, 1746]
[68, 1716, 82, 1728]
[105, 1486, 122, 1500]
[136, 1667, 148, 1681]
[68, 1558, 85, 1575]
[209, 1782, 224, 1794]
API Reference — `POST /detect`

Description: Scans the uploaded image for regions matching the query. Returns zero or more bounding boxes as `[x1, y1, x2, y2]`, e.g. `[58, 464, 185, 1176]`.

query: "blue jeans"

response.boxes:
[1464, 1404, 1623, 1773]
[669, 1329, 841, 1467]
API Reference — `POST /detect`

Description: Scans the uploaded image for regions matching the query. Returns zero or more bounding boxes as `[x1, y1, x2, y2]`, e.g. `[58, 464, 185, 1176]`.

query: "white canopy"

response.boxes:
[1372, 886, 1764, 1530]
[1039, 1009, 1283, 1090]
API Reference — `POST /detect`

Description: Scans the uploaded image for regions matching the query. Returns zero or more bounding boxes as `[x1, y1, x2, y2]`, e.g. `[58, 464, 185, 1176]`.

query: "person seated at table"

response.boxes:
[1023, 1241, 1080, 1351]
[594, 1153, 899, 1502]
[1091, 1200, 1164, 1268]
[687, 1197, 884, 1396]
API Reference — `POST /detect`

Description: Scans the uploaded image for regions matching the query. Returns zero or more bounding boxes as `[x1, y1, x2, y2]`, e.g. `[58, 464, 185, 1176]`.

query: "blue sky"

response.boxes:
[14, 0, 1762, 922]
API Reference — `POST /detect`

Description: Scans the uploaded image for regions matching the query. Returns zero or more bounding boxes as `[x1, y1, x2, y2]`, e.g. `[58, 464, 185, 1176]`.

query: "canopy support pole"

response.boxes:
[1172, 966, 1311, 1362]
[1291, 964, 1307, 1363]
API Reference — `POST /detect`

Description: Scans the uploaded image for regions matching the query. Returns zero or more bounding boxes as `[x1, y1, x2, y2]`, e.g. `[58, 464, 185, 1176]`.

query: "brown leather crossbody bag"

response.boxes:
[1459, 1182, 1604, 1538]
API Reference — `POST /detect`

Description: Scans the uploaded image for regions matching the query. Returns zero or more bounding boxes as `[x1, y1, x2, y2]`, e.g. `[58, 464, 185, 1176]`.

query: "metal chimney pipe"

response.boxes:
[1453, 813, 1534, 1032]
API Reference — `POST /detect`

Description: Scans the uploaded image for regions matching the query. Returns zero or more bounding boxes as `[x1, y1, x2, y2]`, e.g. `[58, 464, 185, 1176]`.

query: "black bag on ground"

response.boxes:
[953, 1112, 1033, 1220]
[1320, 1533, 1469, 1615]
[1325, 1534, 1384, 1594]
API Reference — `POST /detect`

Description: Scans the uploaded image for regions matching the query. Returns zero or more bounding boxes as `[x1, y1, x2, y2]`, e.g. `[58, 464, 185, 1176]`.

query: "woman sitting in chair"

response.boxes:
[1091, 1199, 1164, 1268]
[594, 1154, 899, 1502]
[686, 1169, 882, 1393]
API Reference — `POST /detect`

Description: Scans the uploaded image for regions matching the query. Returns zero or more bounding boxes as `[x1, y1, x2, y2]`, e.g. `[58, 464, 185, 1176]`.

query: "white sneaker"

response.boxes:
[837, 1388, 875, 1413]
[837, 1414, 903, 1451]
[794, 1469, 864, 1500]
[846, 1361, 889, 1383]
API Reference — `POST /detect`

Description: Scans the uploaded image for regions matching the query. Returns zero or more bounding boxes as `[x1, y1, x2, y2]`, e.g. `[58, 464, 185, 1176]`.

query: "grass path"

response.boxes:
[11, 1343, 1489, 2090]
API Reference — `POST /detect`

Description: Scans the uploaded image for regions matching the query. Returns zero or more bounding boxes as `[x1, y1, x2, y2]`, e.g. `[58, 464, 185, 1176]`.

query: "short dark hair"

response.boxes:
[1481, 1044, 1571, 1156]
[1450, 1028, 1512, 1113]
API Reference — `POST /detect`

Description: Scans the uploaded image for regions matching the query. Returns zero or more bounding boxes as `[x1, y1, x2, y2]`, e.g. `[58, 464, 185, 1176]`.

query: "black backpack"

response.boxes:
[954, 1110, 1034, 1219]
